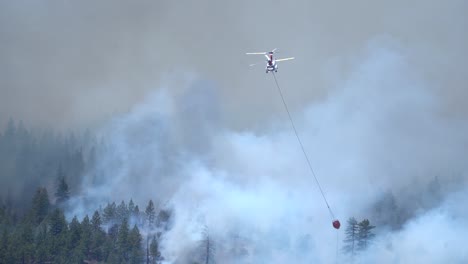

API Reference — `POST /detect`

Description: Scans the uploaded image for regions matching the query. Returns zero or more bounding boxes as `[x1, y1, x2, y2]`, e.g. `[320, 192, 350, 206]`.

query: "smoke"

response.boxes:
[1, 0, 467, 130]
[68, 40, 468, 263]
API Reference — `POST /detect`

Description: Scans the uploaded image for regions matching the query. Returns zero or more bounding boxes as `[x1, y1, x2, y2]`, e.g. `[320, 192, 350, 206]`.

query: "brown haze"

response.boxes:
[0, 0, 466, 130]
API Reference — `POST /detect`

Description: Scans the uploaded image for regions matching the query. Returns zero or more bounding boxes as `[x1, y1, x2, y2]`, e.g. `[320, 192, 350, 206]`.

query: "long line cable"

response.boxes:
[271, 72, 335, 219]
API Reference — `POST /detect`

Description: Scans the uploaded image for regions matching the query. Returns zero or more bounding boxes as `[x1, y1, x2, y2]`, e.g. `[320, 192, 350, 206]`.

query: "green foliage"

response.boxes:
[90, 211, 106, 262]
[0, 119, 92, 215]
[357, 219, 376, 251]
[149, 235, 162, 264]
[54, 167, 70, 205]
[116, 200, 129, 223]
[146, 200, 156, 228]
[343, 217, 359, 256]
[0, 193, 164, 263]
[128, 225, 143, 264]
[103, 202, 117, 225]
[343, 217, 376, 261]
[31, 187, 50, 225]
[117, 218, 130, 262]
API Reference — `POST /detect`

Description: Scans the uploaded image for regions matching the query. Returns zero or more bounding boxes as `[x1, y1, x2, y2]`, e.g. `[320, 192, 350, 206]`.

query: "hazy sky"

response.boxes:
[1, 0, 466, 130]
[2, 1, 466, 262]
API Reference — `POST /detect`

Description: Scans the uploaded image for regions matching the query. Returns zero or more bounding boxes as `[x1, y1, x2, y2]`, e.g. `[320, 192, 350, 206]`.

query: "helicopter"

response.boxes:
[246, 48, 295, 73]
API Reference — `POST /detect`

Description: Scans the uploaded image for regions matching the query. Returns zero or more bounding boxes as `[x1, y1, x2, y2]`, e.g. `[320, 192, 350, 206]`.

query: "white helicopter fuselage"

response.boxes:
[265, 54, 278, 73]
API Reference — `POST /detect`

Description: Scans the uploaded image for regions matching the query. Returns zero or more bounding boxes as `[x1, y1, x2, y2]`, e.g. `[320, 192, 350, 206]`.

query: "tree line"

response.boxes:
[0, 178, 168, 264]
[0, 119, 100, 216]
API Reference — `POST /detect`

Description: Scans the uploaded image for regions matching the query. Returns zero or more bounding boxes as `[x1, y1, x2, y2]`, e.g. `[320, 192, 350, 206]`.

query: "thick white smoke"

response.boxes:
[72, 41, 468, 263]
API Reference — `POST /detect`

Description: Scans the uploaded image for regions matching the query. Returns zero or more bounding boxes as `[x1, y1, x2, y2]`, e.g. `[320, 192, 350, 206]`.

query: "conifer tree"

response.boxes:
[35, 224, 50, 263]
[90, 211, 105, 262]
[69, 216, 85, 263]
[80, 215, 92, 260]
[91, 210, 102, 231]
[54, 166, 70, 205]
[200, 226, 215, 264]
[117, 218, 130, 262]
[116, 200, 129, 223]
[103, 202, 116, 224]
[128, 199, 135, 215]
[357, 219, 376, 251]
[20, 222, 35, 263]
[69, 216, 82, 249]
[149, 235, 162, 264]
[128, 225, 143, 264]
[31, 187, 50, 225]
[343, 217, 359, 257]
[48, 208, 68, 261]
[145, 200, 156, 229]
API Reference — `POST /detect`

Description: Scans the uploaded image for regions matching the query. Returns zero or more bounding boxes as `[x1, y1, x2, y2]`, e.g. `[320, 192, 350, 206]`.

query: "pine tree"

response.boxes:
[48, 208, 68, 261]
[116, 200, 129, 223]
[343, 217, 359, 257]
[117, 218, 130, 262]
[91, 210, 102, 231]
[20, 222, 35, 263]
[35, 224, 50, 263]
[158, 209, 171, 230]
[128, 225, 143, 264]
[31, 187, 50, 225]
[145, 200, 156, 229]
[54, 166, 70, 205]
[69, 216, 82, 249]
[133, 205, 141, 225]
[90, 211, 105, 262]
[128, 199, 135, 215]
[199, 226, 215, 264]
[103, 202, 116, 225]
[49, 208, 67, 236]
[80, 215, 92, 260]
[149, 235, 162, 264]
[69, 216, 85, 263]
[357, 219, 375, 251]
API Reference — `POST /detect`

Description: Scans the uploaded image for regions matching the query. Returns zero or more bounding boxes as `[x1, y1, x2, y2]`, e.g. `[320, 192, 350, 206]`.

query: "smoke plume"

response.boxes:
[70, 41, 468, 263]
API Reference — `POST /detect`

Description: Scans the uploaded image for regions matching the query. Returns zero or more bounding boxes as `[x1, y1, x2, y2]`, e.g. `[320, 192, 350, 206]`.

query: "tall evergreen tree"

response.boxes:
[35, 224, 50, 263]
[128, 225, 143, 264]
[343, 217, 359, 257]
[54, 166, 70, 205]
[116, 200, 129, 223]
[117, 218, 130, 262]
[149, 235, 162, 264]
[90, 211, 105, 262]
[80, 215, 92, 260]
[91, 210, 102, 231]
[357, 219, 376, 251]
[128, 199, 135, 215]
[103, 202, 116, 224]
[68, 216, 82, 250]
[49, 208, 67, 236]
[104, 224, 120, 262]
[158, 209, 171, 230]
[69, 216, 85, 263]
[199, 227, 215, 264]
[31, 187, 50, 225]
[48, 208, 68, 262]
[145, 200, 156, 229]
[20, 222, 35, 263]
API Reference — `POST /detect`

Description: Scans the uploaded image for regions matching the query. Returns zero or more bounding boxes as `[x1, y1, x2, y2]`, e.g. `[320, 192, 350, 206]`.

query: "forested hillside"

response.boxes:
[0, 189, 168, 263]
[0, 119, 98, 215]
